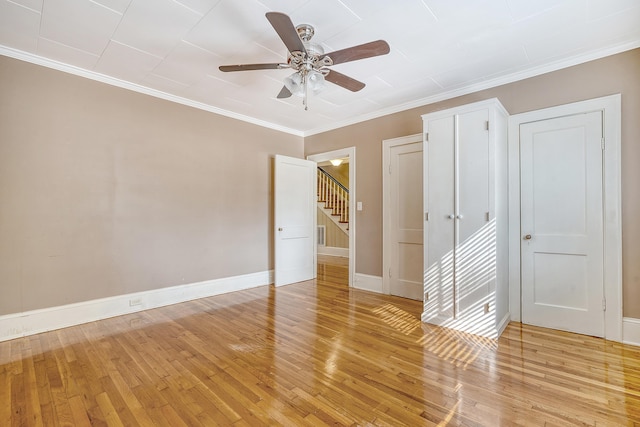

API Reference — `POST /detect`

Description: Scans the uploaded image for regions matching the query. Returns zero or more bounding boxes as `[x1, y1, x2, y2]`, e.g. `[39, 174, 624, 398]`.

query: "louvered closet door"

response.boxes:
[424, 116, 455, 321]
[456, 109, 492, 316]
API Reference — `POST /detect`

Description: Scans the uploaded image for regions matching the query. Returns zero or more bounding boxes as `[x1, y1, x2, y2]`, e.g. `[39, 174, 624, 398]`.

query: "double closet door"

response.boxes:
[422, 99, 509, 338]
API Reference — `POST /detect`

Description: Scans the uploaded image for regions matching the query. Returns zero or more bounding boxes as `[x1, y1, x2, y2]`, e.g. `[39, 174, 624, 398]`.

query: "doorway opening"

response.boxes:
[307, 147, 356, 287]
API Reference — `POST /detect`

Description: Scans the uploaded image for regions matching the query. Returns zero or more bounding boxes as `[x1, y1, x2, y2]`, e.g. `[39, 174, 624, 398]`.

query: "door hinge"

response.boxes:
[424, 132, 429, 142]
[601, 138, 605, 150]
[485, 211, 490, 222]
[485, 120, 489, 131]
[425, 212, 429, 221]
[389, 268, 392, 278]
[389, 163, 392, 174]
[603, 298, 606, 311]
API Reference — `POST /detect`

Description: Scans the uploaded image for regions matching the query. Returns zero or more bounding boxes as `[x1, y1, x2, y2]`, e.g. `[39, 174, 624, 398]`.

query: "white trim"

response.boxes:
[496, 314, 511, 337]
[354, 273, 383, 294]
[307, 147, 356, 287]
[317, 246, 349, 257]
[508, 94, 622, 342]
[382, 134, 423, 295]
[623, 318, 640, 347]
[0, 46, 304, 137]
[0, 270, 273, 342]
[304, 42, 640, 136]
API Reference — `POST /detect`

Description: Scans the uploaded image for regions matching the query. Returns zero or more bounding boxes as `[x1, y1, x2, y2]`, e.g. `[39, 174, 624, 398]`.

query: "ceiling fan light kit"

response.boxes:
[219, 12, 390, 111]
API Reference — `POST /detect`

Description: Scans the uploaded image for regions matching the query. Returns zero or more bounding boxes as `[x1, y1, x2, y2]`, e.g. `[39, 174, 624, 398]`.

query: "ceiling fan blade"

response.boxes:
[277, 86, 292, 99]
[219, 63, 286, 72]
[325, 70, 366, 92]
[266, 12, 306, 54]
[324, 40, 390, 66]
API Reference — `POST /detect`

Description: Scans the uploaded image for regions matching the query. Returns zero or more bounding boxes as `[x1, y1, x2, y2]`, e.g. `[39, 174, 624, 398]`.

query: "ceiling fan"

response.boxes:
[219, 12, 390, 110]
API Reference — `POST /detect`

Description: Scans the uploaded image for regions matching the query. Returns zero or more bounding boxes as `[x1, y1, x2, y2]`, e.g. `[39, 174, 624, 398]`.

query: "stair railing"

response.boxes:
[317, 167, 349, 224]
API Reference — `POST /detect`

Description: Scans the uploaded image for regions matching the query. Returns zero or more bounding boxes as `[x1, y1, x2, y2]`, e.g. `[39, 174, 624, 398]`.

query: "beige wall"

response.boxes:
[2, 49, 639, 319]
[0, 56, 303, 315]
[305, 48, 640, 318]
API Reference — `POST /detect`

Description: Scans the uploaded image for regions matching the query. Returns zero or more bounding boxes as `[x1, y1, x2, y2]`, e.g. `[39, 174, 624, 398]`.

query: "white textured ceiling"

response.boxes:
[1, 0, 639, 135]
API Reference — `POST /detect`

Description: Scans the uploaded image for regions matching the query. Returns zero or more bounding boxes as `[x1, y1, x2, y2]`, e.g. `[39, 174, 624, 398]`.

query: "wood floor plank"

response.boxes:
[1, 255, 639, 425]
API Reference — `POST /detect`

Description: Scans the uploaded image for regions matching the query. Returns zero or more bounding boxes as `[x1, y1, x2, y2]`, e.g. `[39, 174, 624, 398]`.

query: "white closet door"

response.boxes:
[520, 111, 604, 337]
[424, 116, 455, 320]
[389, 142, 424, 300]
[456, 109, 492, 315]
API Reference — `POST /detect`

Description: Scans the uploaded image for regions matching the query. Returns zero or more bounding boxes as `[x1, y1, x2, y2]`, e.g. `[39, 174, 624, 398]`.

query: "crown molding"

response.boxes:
[302, 40, 640, 136]
[2, 40, 638, 138]
[0, 45, 305, 137]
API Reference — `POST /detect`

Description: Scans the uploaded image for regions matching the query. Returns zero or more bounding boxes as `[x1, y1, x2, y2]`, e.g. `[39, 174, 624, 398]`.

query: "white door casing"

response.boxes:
[274, 155, 317, 286]
[382, 135, 423, 300]
[520, 112, 604, 337]
[508, 94, 622, 342]
[307, 147, 356, 287]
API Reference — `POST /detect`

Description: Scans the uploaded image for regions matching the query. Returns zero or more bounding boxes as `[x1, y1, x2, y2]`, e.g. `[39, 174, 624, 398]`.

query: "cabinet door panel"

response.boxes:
[424, 116, 455, 320]
[456, 109, 492, 315]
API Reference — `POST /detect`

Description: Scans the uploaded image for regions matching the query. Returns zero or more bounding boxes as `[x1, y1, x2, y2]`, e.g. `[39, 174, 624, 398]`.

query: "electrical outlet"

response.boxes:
[129, 298, 142, 307]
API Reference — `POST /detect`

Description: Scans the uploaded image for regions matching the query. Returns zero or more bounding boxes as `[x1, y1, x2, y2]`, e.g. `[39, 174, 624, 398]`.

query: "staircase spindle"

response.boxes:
[317, 167, 349, 231]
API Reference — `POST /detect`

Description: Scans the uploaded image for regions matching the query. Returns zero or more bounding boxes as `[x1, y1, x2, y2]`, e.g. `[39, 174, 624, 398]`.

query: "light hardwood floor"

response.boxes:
[1, 255, 639, 426]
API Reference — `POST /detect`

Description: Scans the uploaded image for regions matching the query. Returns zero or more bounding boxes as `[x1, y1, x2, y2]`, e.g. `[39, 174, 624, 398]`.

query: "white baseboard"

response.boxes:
[623, 317, 640, 347]
[0, 270, 273, 343]
[496, 312, 511, 337]
[317, 246, 349, 257]
[354, 273, 383, 294]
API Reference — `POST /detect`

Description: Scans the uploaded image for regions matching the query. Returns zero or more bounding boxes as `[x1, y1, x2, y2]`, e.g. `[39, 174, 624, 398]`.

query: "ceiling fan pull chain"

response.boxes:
[304, 73, 309, 111]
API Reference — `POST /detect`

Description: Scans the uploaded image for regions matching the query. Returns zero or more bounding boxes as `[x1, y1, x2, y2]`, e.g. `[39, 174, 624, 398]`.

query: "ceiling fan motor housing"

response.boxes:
[286, 24, 330, 74]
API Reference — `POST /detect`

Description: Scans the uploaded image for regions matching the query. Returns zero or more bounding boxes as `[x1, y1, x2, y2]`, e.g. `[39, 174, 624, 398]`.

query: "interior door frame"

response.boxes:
[508, 94, 622, 341]
[307, 147, 356, 288]
[382, 134, 423, 295]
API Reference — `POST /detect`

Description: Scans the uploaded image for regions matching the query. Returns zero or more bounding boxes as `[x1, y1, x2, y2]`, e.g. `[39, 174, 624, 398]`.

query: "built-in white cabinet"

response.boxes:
[422, 99, 509, 338]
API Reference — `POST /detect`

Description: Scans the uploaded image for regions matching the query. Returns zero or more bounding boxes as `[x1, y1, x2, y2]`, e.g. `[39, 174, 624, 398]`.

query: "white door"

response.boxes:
[520, 111, 604, 337]
[424, 116, 455, 320]
[274, 155, 316, 286]
[456, 109, 492, 315]
[389, 141, 423, 300]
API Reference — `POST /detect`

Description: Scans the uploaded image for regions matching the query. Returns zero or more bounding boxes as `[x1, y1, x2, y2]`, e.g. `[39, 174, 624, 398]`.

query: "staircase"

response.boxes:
[317, 167, 349, 235]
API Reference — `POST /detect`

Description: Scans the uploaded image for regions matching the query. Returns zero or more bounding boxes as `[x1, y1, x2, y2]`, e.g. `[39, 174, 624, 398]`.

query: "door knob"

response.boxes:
[523, 234, 532, 240]
[448, 214, 455, 219]
[456, 214, 463, 219]
[278, 227, 283, 231]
